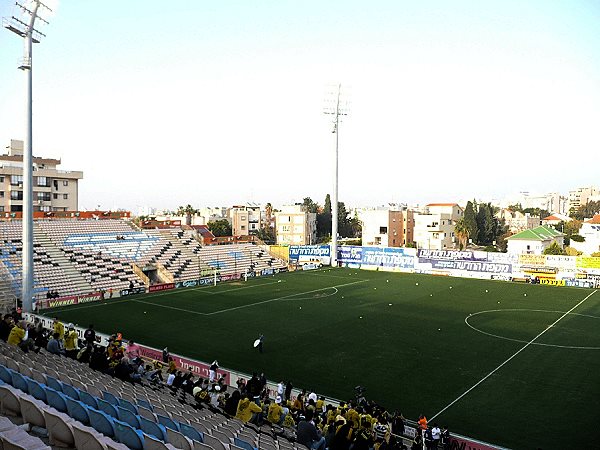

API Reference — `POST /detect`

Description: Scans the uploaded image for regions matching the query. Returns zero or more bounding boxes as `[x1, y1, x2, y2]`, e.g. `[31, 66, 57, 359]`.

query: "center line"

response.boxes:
[429, 289, 597, 421]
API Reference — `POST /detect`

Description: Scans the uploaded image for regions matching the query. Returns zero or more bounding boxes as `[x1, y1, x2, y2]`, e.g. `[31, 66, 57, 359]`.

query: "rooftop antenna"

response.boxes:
[4, 0, 54, 312]
[324, 83, 349, 267]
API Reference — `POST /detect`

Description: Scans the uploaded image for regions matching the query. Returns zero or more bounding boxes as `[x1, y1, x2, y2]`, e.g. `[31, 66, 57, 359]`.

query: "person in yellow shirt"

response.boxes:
[64, 324, 79, 359]
[7, 320, 26, 347]
[346, 403, 360, 429]
[53, 318, 65, 341]
[267, 396, 286, 425]
[235, 397, 262, 423]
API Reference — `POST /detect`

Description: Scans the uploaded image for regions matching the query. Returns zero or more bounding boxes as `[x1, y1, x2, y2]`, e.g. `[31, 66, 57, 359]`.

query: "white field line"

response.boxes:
[429, 289, 598, 421]
[46, 279, 285, 314]
[203, 279, 369, 316]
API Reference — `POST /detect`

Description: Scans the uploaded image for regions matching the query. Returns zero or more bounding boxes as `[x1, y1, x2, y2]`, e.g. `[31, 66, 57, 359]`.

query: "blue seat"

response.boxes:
[26, 379, 47, 402]
[234, 437, 257, 450]
[61, 383, 80, 400]
[102, 390, 119, 406]
[116, 405, 140, 428]
[45, 388, 68, 413]
[45, 375, 62, 392]
[0, 365, 12, 384]
[136, 398, 152, 411]
[98, 398, 119, 418]
[66, 398, 90, 426]
[88, 408, 116, 438]
[139, 416, 166, 441]
[118, 398, 138, 415]
[78, 390, 98, 409]
[156, 414, 179, 431]
[179, 423, 203, 443]
[114, 420, 144, 450]
[10, 371, 29, 393]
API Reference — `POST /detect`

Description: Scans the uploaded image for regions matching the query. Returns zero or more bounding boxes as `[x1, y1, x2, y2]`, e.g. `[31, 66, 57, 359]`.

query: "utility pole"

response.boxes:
[4, 0, 52, 312]
[324, 84, 349, 268]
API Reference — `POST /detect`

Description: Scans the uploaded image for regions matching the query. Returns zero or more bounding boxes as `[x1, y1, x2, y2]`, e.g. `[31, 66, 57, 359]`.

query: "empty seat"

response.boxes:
[25, 379, 47, 402]
[0, 385, 22, 417]
[114, 420, 144, 450]
[157, 414, 179, 432]
[61, 383, 80, 400]
[70, 420, 108, 450]
[98, 398, 119, 419]
[19, 396, 46, 429]
[179, 422, 204, 443]
[79, 390, 99, 409]
[139, 416, 167, 441]
[66, 397, 90, 426]
[43, 408, 76, 448]
[116, 405, 140, 428]
[45, 388, 68, 413]
[165, 427, 193, 450]
[88, 408, 116, 438]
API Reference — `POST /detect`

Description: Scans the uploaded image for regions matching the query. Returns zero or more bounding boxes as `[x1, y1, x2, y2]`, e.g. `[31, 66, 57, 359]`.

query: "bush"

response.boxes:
[570, 235, 585, 242]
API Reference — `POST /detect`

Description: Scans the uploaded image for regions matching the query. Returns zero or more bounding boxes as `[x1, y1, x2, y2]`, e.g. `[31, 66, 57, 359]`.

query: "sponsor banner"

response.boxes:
[577, 256, 600, 269]
[565, 279, 595, 288]
[486, 252, 518, 264]
[148, 283, 175, 293]
[491, 274, 511, 282]
[518, 254, 547, 266]
[175, 280, 198, 289]
[362, 247, 415, 269]
[540, 278, 565, 286]
[119, 287, 146, 297]
[198, 277, 214, 286]
[338, 246, 363, 265]
[421, 259, 511, 274]
[521, 266, 557, 274]
[261, 268, 274, 276]
[302, 263, 319, 271]
[512, 277, 529, 283]
[39, 292, 103, 310]
[418, 249, 479, 261]
[545, 255, 577, 270]
[289, 245, 331, 265]
[136, 344, 230, 385]
[449, 436, 505, 450]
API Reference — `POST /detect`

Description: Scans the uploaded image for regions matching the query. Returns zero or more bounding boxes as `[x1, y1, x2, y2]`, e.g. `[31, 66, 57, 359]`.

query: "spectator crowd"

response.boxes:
[0, 311, 453, 450]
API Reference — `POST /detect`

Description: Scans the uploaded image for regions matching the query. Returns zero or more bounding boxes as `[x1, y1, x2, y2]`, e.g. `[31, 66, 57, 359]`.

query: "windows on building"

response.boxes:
[63, 194, 68, 200]
[10, 175, 23, 186]
[36, 176, 50, 187]
[37, 192, 51, 202]
[10, 191, 23, 200]
[379, 226, 388, 234]
[62, 180, 69, 186]
[53, 193, 58, 200]
[0, 191, 3, 198]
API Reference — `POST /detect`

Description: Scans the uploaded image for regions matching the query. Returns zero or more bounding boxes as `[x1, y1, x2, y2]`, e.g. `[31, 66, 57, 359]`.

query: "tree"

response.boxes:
[543, 242, 566, 255]
[207, 219, 232, 237]
[176, 204, 197, 226]
[317, 194, 332, 239]
[302, 197, 319, 214]
[570, 200, 600, 220]
[476, 203, 495, 245]
[453, 218, 469, 250]
[256, 225, 275, 244]
[264, 203, 273, 227]
[463, 201, 478, 245]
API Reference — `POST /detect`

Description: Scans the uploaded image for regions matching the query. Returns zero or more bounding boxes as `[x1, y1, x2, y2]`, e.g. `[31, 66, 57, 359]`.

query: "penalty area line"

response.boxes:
[429, 289, 597, 422]
[204, 279, 370, 316]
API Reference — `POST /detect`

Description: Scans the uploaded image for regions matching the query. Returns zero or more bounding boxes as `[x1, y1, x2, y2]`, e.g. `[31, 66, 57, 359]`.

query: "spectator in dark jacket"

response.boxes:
[297, 410, 326, 450]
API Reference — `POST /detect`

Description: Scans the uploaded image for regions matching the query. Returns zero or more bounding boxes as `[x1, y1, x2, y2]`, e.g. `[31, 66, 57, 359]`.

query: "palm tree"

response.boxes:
[454, 218, 470, 250]
[264, 203, 273, 227]
[176, 205, 197, 226]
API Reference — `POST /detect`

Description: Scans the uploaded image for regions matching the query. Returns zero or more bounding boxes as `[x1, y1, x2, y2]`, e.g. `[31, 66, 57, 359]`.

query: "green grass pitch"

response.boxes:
[46, 268, 600, 449]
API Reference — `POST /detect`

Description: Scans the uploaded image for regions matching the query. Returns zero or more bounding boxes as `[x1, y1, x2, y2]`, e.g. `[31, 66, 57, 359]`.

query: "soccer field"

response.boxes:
[46, 268, 600, 449]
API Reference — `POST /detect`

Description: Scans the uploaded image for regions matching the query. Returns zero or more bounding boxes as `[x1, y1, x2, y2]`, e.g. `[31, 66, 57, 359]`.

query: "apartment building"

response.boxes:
[0, 140, 83, 213]
[230, 204, 261, 236]
[360, 206, 414, 247]
[569, 186, 599, 210]
[275, 204, 317, 245]
[413, 203, 463, 250]
[496, 209, 541, 233]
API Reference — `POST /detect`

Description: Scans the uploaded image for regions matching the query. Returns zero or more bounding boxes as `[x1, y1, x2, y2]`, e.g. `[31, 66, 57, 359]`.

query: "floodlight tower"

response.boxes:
[324, 84, 348, 267]
[4, 0, 52, 312]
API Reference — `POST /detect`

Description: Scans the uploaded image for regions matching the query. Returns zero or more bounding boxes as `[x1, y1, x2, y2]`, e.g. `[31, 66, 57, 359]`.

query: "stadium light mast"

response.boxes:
[4, 0, 53, 312]
[324, 84, 348, 267]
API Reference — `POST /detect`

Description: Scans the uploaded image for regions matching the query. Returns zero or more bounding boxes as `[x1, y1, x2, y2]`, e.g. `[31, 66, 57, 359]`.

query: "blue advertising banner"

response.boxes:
[338, 246, 363, 265]
[427, 259, 511, 274]
[289, 245, 331, 263]
[418, 249, 480, 262]
[361, 247, 415, 269]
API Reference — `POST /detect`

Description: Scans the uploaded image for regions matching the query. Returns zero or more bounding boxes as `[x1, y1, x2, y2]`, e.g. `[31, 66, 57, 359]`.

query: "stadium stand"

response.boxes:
[0, 218, 288, 305]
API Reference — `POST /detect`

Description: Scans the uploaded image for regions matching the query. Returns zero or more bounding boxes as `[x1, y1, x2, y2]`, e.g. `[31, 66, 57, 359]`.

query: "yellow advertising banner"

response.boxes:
[518, 254, 547, 266]
[540, 278, 565, 286]
[576, 257, 600, 269]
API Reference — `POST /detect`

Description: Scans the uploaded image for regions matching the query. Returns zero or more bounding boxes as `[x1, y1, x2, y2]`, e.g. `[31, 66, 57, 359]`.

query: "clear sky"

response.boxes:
[1, 0, 599, 211]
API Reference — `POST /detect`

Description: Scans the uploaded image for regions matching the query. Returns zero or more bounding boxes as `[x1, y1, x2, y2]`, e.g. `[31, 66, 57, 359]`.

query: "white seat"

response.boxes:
[43, 408, 75, 448]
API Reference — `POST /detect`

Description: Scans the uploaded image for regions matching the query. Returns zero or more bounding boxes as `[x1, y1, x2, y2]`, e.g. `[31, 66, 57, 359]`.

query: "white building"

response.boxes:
[359, 206, 414, 247]
[275, 204, 317, 245]
[496, 209, 540, 233]
[413, 203, 463, 250]
[570, 216, 600, 256]
[229, 204, 261, 236]
[569, 186, 599, 210]
[506, 226, 564, 255]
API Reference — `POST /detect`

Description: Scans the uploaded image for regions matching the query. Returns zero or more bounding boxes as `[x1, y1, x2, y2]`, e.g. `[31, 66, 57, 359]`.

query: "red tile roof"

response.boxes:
[585, 214, 600, 224]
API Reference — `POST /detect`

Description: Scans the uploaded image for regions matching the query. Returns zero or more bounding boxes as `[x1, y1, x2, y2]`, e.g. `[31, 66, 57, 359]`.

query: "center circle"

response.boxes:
[465, 309, 600, 350]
